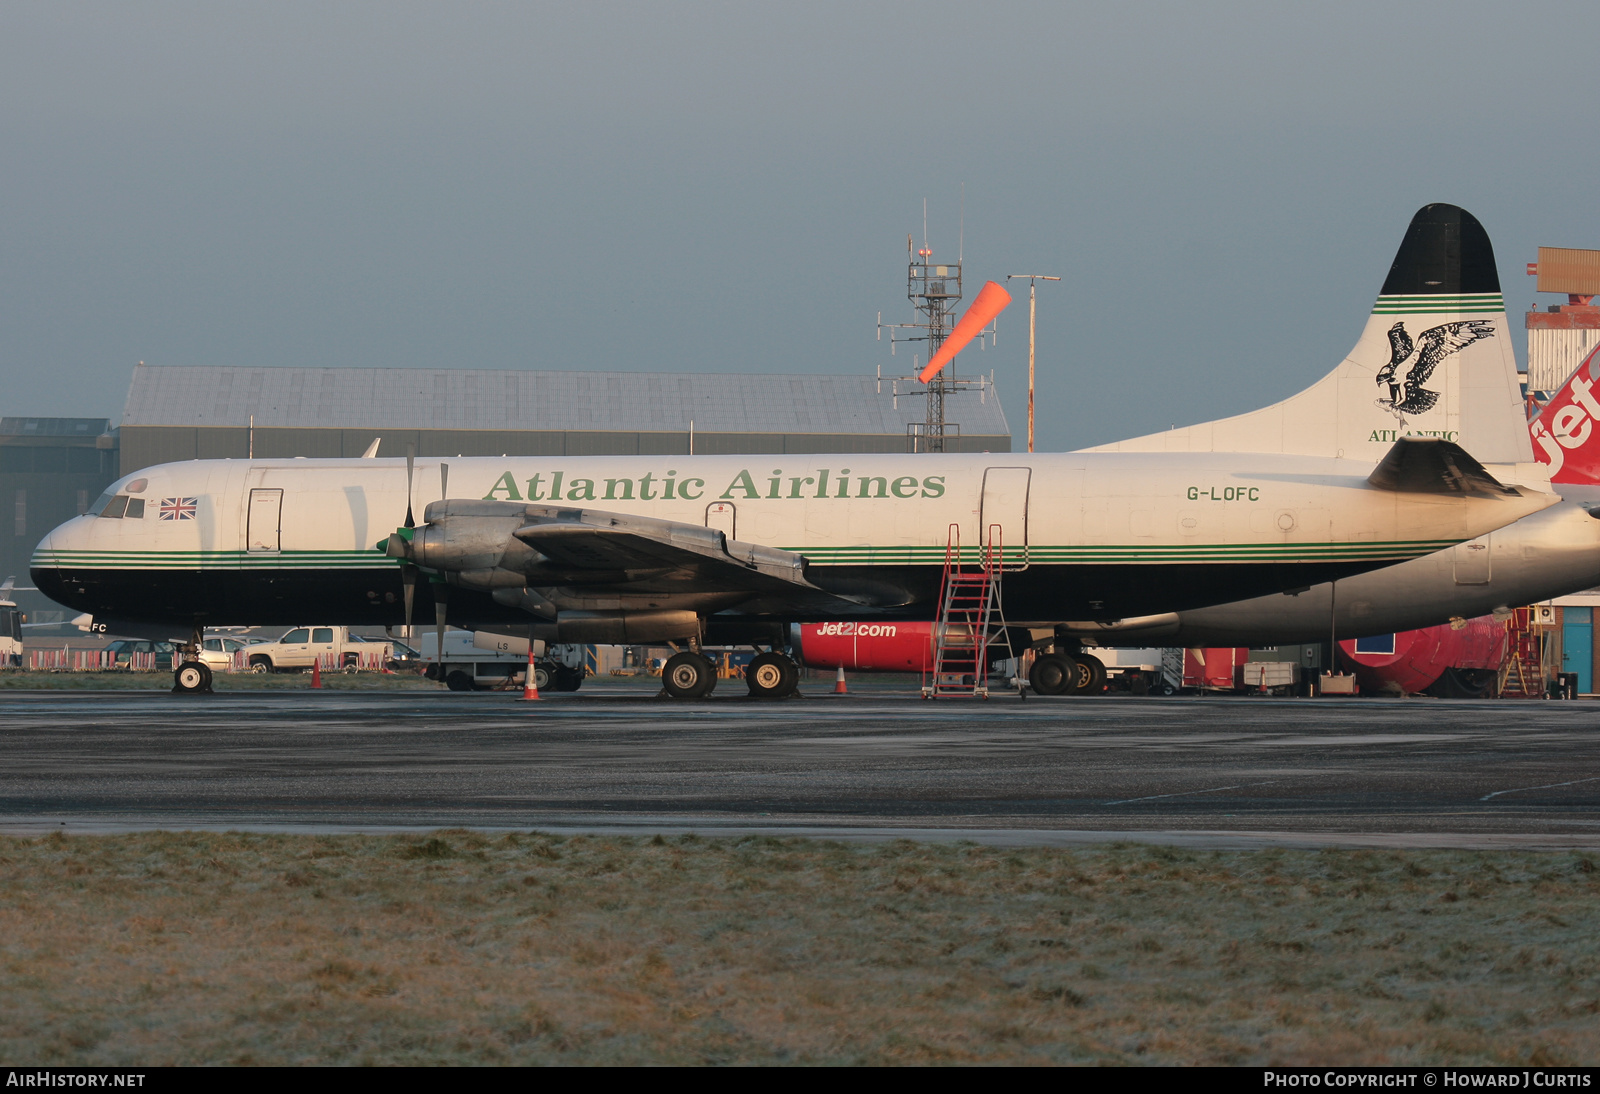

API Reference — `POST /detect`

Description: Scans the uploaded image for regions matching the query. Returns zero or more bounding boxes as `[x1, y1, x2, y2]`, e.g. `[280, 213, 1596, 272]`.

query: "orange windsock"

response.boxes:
[918, 280, 1012, 383]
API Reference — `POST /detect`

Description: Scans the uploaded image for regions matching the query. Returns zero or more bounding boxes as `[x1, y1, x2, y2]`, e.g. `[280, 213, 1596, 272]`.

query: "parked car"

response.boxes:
[198, 635, 253, 671]
[102, 639, 177, 670]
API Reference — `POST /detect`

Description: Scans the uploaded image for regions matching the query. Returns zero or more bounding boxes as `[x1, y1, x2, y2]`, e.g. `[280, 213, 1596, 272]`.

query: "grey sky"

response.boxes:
[3, 1, 1596, 450]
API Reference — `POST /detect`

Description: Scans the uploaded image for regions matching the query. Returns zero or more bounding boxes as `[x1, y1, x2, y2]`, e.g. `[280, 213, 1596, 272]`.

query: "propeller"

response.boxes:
[918, 280, 1013, 383]
[405, 448, 416, 530]
[381, 453, 454, 660]
[397, 447, 418, 639]
[433, 580, 449, 684]
[431, 461, 452, 680]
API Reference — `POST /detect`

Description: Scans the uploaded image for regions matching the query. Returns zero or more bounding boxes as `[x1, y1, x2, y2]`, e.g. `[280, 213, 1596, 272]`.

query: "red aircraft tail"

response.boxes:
[1530, 342, 1600, 484]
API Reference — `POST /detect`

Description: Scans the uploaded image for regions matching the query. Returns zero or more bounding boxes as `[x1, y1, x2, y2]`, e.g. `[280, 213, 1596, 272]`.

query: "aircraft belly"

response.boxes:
[35, 556, 1419, 630]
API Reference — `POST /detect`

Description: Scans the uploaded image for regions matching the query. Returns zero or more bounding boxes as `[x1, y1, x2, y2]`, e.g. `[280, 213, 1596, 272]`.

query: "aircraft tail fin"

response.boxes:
[1530, 342, 1600, 487]
[1086, 204, 1530, 465]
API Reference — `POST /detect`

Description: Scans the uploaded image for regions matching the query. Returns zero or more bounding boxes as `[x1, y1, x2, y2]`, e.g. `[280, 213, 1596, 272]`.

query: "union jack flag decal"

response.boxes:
[158, 497, 198, 520]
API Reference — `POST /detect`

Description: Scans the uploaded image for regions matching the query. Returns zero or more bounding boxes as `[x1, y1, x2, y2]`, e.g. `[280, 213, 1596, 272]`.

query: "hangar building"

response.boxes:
[2, 417, 119, 610]
[117, 365, 1011, 472]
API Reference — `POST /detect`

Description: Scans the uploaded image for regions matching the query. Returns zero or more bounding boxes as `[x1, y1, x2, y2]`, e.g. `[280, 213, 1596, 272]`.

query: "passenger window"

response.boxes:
[282, 629, 309, 644]
[203, 639, 221, 651]
[312, 628, 334, 643]
[125, 498, 145, 519]
[101, 496, 128, 519]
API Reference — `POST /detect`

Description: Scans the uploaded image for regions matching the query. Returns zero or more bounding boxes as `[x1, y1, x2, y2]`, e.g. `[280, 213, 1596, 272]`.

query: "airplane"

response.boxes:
[1057, 205, 1600, 678]
[29, 210, 1558, 697]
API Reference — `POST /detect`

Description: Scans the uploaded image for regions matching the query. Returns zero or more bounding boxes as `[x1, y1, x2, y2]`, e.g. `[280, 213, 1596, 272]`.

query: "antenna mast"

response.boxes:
[876, 201, 999, 452]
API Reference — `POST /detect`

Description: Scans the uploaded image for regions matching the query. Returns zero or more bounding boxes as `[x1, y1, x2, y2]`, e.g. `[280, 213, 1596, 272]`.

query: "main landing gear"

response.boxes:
[745, 651, 800, 699]
[172, 623, 214, 695]
[661, 651, 719, 699]
[1028, 650, 1106, 697]
[659, 647, 802, 700]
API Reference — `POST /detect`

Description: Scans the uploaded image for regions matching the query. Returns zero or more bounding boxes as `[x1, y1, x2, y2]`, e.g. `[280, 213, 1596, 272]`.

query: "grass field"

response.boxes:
[1, 832, 1596, 1065]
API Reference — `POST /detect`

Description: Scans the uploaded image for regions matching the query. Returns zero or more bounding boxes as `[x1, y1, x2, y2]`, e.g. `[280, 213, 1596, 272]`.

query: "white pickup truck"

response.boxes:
[245, 626, 408, 674]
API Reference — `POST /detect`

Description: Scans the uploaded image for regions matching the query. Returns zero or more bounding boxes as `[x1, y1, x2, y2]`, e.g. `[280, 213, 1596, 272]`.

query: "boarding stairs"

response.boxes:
[1498, 607, 1549, 699]
[922, 524, 1009, 699]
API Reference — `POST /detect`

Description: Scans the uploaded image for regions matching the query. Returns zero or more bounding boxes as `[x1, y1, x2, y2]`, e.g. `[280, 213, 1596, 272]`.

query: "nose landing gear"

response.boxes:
[172, 623, 214, 694]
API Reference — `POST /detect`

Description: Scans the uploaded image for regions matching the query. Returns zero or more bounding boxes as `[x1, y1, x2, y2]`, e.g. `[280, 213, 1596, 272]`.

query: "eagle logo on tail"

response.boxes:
[1375, 320, 1495, 416]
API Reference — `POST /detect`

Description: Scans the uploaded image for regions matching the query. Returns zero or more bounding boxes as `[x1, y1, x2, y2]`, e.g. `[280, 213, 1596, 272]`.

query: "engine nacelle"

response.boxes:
[555, 610, 701, 644]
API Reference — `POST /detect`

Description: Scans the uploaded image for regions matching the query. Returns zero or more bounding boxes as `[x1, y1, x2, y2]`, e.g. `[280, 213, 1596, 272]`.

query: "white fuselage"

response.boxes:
[30, 449, 1552, 631]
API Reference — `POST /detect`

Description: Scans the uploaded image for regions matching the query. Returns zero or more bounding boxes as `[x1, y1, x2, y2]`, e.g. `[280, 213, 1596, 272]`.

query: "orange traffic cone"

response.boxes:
[520, 648, 541, 702]
[834, 665, 848, 693]
[311, 658, 322, 689]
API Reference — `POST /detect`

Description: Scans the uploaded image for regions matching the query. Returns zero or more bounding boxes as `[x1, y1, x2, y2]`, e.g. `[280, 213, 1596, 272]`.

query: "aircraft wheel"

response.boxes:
[173, 661, 211, 694]
[1029, 653, 1078, 696]
[747, 652, 798, 698]
[662, 652, 716, 698]
[555, 665, 584, 692]
[445, 670, 475, 692]
[1069, 653, 1107, 695]
[1425, 666, 1497, 699]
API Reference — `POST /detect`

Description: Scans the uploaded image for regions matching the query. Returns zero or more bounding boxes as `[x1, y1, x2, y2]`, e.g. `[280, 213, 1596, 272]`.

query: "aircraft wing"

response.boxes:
[399, 500, 874, 614]
[512, 506, 817, 593]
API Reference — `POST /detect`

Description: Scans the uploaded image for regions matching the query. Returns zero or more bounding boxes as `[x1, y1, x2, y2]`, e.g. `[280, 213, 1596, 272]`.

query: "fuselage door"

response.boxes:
[248, 488, 284, 553]
[705, 501, 736, 542]
[1453, 537, 1491, 585]
[980, 467, 1031, 569]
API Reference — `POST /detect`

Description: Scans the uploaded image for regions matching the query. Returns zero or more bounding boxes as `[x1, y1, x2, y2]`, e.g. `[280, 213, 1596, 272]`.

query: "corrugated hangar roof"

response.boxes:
[120, 366, 1010, 436]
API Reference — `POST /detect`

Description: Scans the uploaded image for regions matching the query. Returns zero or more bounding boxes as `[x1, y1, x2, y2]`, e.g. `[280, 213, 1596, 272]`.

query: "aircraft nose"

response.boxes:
[28, 515, 80, 604]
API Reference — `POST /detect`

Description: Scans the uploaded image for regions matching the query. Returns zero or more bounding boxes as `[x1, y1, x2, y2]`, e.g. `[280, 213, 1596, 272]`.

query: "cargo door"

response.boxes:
[980, 467, 1031, 569]
[1453, 537, 1491, 585]
[248, 488, 283, 553]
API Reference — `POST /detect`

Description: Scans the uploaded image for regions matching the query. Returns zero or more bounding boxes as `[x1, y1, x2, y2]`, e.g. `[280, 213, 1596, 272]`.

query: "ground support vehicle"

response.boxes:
[418, 630, 590, 692]
[1092, 647, 1182, 695]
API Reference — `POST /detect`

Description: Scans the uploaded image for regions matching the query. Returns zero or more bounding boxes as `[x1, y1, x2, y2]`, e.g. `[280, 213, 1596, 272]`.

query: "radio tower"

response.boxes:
[878, 222, 998, 452]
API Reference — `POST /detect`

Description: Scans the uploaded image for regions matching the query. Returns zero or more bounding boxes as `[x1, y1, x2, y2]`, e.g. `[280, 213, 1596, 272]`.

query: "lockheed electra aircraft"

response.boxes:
[30, 210, 1558, 698]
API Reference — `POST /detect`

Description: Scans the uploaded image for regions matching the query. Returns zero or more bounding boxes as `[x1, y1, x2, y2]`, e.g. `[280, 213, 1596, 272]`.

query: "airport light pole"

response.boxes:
[1006, 274, 1060, 453]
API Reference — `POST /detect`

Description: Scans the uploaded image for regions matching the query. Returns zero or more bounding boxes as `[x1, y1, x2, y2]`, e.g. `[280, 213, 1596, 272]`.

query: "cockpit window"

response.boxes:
[100, 495, 129, 519]
[124, 498, 145, 519]
[89, 490, 116, 516]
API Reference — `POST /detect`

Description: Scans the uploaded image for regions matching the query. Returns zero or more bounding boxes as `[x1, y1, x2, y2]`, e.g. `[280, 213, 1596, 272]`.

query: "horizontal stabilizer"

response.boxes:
[1367, 437, 1520, 497]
